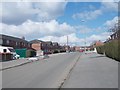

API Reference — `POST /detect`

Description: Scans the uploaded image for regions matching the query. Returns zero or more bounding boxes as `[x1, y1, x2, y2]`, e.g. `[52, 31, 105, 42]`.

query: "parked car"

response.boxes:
[0, 46, 20, 59]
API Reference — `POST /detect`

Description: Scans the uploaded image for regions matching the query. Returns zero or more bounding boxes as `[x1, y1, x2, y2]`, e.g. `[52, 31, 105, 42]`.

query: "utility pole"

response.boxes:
[81, 20, 86, 53]
[67, 36, 68, 46]
[67, 36, 69, 52]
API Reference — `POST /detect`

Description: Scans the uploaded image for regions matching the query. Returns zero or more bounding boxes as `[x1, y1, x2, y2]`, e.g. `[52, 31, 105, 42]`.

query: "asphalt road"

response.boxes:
[62, 53, 118, 88]
[2, 52, 118, 88]
[2, 52, 80, 88]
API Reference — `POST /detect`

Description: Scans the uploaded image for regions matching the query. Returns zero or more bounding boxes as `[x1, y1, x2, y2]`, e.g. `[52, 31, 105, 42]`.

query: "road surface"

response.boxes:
[2, 52, 118, 88]
[62, 53, 118, 88]
[2, 52, 80, 88]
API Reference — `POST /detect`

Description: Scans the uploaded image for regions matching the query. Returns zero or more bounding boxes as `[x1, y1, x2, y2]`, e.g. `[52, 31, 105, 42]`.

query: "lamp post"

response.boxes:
[66, 35, 69, 52]
[81, 20, 86, 53]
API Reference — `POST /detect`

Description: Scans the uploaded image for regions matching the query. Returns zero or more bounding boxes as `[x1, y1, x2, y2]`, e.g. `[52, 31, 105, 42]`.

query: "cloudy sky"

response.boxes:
[0, 1, 119, 46]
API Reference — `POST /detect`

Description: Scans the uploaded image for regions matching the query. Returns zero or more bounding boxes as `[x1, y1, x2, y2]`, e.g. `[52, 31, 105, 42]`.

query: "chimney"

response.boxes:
[21, 36, 25, 40]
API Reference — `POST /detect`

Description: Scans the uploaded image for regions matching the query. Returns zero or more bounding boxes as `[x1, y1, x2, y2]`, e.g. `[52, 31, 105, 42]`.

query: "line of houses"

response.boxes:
[105, 30, 120, 43]
[90, 29, 120, 49]
[0, 34, 71, 59]
[2, 30, 118, 60]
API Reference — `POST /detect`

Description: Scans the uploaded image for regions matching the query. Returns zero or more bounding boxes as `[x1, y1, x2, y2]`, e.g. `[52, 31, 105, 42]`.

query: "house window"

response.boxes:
[116, 34, 118, 39]
[0, 39, 3, 45]
[22, 43, 24, 46]
[28, 44, 30, 47]
[16, 42, 18, 46]
[6, 40, 9, 44]
[42, 44, 44, 46]
[3, 49, 7, 53]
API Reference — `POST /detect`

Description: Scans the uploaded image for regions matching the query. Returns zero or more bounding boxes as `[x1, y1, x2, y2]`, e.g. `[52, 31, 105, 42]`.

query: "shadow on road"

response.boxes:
[90, 55, 106, 58]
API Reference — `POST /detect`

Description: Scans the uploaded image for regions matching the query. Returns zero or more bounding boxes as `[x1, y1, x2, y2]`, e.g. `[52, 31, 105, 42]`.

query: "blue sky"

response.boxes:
[57, 2, 117, 37]
[0, 1, 118, 46]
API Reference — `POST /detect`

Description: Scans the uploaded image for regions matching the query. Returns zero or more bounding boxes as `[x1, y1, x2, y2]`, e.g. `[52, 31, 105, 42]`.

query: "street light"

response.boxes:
[66, 35, 69, 52]
[81, 20, 86, 53]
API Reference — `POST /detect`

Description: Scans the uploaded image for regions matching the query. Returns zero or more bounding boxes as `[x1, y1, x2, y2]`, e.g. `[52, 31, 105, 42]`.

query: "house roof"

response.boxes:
[52, 42, 59, 45]
[0, 34, 29, 43]
[110, 29, 120, 36]
[29, 39, 44, 44]
[43, 41, 52, 44]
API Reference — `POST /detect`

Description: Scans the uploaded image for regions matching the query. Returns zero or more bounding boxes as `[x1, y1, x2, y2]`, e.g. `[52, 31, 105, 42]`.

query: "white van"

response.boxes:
[0, 46, 20, 59]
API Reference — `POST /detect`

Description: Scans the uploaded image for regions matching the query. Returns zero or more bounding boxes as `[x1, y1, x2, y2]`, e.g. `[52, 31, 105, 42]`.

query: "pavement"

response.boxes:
[1, 58, 30, 71]
[62, 52, 118, 88]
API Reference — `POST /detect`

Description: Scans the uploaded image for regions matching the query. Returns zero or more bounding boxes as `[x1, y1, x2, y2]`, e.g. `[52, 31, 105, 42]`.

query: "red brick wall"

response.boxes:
[95, 41, 104, 46]
[32, 43, 41, 51]
[75, 47, 80, 51]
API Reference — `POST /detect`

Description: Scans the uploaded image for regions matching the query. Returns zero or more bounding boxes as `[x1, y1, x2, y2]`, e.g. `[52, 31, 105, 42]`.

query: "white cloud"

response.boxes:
[101, 2, 118, 12]
[39, 33, 84, 46]
[72, 2, 118, 21]
[75, 25, 96, 34]
[39, 32, 111, 46]
[104, 16, 118, 29]
[1, 18, 111, 46]
[1, 2, 67, 25]
[86, 32, 111, 45]
[1, 19, 75, 40]
[1, 18, 110, 46]
[73, 9, 102, 20]
[1, 0, 66, 2]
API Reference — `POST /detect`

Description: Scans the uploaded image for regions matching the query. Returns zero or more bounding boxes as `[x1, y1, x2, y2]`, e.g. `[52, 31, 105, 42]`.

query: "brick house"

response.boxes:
[104, 30, 120, 43]
[110, 29, 120, 40]
[52, 42, 61, 53]
[0, 34, 31, 49]
[74, 46, 81, 52]
[30, 40, 55, 55]
[42, 41, 54, 54]
[30, 39, 67, 55]
[30, 39, 43, 51]
[0, 34, 36, 58]
[30, 39, 44, 56]
[89, 40, 104, 51]
[91, 40, 104, 47]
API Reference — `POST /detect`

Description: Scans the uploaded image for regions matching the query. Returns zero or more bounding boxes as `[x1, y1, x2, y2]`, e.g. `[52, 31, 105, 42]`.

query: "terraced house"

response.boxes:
[0, 34, 31, 49]
[30, 39, 66, 55]
[0, 34, 36, 58]
[110, 29, 120, 40]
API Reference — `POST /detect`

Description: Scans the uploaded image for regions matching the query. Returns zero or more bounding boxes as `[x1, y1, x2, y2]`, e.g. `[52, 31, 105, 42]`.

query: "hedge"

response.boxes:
[26, 49, 36, 57]
[104, 40, 120, 61]
[96, 45, 105, 55]
[96, 40, 120, 61]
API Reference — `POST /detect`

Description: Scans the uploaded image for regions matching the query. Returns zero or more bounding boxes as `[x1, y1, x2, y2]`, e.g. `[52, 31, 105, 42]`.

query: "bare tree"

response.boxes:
[109, 21, 119, 32]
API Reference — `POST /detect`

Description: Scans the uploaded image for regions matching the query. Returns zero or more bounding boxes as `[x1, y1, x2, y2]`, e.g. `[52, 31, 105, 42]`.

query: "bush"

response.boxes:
[60, 50, 66, 53]
[26, 49, 36, 57]
[104, 40, 120, 61]
[96, 40, 120, 61]
[53, 50, 59, 54]
[96, 45, 105, 54]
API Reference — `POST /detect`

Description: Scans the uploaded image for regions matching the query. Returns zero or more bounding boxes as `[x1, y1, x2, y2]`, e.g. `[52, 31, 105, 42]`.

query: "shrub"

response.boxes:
[96, 45, 105, 54]
[26, 49, 36, 57]
[53, 50, 59, 54]
[104, 40, 120, 61]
